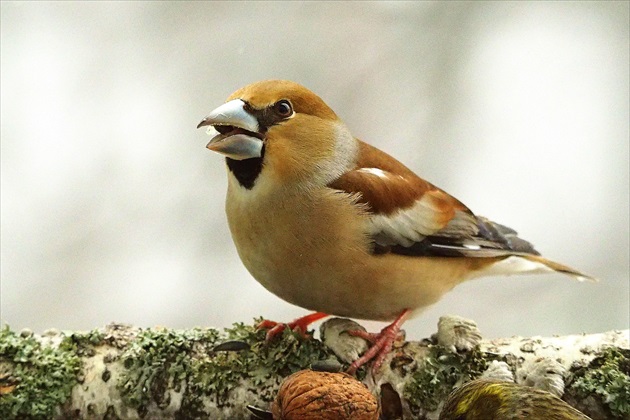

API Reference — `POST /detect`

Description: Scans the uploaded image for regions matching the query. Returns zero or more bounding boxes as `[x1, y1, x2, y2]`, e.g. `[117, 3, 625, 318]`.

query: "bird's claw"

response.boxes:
[346, 309, 410, 375]
[257, 312, 329, 342]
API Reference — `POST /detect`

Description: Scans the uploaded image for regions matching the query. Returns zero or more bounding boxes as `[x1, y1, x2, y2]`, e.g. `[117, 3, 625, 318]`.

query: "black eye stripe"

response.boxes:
[243, 100, 294, 132]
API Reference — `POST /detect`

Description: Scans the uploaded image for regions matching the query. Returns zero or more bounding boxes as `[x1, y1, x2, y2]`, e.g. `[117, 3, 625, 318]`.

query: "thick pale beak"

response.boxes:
[197, 99, 264, 160]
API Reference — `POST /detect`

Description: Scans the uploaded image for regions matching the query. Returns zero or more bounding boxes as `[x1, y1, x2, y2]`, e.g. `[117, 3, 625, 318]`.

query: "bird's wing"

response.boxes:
[328, 140, 540, 258]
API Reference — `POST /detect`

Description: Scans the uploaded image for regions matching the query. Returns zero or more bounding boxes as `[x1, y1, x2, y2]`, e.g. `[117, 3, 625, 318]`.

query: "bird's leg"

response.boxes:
[346, 309, 411, 375]
[258, 312, 329, 341]
[346, 330, 379, 343]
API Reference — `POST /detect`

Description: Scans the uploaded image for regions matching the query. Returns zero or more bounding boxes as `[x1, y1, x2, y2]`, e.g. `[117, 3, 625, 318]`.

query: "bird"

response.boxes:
[439, 379, 592, 419]
[197, 80, 594, 374]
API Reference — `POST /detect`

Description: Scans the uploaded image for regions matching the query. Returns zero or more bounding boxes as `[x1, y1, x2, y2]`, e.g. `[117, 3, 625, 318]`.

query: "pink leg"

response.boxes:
[258, 312, 329, 341]
[346, 309, 411, 375]
[347, 329, 379, 343]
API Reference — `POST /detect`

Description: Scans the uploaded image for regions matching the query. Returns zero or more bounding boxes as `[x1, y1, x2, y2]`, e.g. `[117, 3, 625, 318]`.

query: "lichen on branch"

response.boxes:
[0, 318, 628, 419]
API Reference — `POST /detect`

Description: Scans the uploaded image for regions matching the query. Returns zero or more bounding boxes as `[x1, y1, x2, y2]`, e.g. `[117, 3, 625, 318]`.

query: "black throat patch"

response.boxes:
[226, 156, 263, 189]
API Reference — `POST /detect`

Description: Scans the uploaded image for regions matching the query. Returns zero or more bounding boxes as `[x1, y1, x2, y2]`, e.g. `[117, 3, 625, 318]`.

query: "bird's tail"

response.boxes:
[471, 254, 597, 282]
[525, 255, 597, 282]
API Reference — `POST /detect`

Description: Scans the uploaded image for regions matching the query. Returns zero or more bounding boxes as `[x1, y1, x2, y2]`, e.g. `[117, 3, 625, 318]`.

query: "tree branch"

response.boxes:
[1, 317, 628, 419]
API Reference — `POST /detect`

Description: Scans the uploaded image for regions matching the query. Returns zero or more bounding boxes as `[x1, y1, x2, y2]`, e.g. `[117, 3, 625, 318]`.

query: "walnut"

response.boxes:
[272, 369, 379, 420]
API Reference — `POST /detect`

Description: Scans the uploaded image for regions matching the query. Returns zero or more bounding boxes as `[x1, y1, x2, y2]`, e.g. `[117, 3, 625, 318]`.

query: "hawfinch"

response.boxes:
[197, 80, 594, 374]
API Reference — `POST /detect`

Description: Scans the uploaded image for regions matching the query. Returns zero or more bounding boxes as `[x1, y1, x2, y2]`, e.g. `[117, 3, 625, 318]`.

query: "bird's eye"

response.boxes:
[274, 100, 293, 118]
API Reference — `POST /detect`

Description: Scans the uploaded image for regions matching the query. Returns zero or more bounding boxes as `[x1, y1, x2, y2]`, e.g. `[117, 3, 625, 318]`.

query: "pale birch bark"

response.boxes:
[0, 317, 628, 419]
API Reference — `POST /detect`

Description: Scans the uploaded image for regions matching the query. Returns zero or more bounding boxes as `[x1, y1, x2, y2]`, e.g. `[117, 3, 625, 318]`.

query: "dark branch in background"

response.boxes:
[0, 316, 628, 419]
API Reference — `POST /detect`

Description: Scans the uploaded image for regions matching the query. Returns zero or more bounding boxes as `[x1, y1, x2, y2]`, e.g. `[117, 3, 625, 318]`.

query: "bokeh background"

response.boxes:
[2, 2, 628, 340]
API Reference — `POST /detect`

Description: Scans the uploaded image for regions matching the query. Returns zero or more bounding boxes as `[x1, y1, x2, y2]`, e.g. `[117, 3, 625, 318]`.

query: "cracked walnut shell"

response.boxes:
[272, 369, 379, 420]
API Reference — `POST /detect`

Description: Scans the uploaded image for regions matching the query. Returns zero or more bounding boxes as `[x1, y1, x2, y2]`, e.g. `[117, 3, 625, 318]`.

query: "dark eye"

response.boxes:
[274, 100, 293, 117]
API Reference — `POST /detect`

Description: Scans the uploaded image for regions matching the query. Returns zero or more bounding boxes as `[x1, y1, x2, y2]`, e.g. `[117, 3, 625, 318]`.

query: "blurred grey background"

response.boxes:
[1, 2, 628, 340]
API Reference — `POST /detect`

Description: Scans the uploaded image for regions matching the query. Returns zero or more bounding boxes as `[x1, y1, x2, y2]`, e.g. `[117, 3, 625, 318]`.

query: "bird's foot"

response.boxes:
[257, 312, 328, 342]
[346, 309, 410, 375]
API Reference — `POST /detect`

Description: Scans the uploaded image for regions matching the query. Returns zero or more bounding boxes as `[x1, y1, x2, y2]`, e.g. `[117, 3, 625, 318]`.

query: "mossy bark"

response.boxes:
[0, 319, 628, 419]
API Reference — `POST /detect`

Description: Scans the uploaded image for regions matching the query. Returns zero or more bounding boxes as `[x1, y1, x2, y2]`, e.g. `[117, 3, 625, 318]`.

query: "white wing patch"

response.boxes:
[367, 194, 456, 246]
[353, 167, 479, 249]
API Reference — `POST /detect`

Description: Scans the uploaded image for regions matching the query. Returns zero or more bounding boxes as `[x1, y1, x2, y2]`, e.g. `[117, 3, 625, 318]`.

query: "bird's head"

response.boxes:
[197, 80, 357, 189]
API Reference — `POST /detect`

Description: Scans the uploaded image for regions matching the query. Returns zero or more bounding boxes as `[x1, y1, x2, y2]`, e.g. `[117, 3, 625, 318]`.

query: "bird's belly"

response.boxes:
[225, 187, 478, 321]
[227, 210, 373, 316]
[231, 228, 477, 321]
